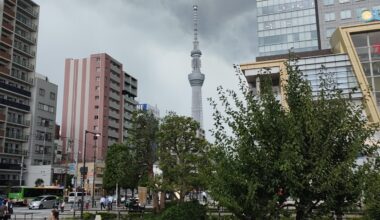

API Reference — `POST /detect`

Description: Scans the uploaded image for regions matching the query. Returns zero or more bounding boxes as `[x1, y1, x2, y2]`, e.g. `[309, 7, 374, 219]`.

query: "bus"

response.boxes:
[8, 186, 64, 206]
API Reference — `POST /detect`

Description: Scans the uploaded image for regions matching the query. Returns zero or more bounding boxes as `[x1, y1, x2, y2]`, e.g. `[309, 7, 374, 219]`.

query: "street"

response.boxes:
[12, 206, 53, 220]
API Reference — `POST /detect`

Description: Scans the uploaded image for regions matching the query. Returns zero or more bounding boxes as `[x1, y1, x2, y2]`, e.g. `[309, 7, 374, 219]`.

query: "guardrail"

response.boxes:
[12, 212, 34, 220]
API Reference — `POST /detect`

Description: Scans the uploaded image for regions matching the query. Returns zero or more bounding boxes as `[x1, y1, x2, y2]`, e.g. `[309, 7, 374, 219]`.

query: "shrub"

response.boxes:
[158, 201, 207, 220]
[97, 212, 117, 219]
[83, 212, 95, 220]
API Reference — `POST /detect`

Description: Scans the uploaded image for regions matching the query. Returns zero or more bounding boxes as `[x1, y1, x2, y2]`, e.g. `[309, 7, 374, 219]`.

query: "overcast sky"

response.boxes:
[33, 0, 257, 139]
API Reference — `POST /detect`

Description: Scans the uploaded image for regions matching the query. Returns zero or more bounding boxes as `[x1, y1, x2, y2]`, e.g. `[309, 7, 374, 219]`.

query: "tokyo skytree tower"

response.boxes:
[188, 5, 205, 129]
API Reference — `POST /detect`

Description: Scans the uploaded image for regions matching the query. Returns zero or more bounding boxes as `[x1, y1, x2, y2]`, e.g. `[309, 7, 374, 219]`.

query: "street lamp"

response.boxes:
[80, 130, 100, 219]
[91, 136, 98, 208]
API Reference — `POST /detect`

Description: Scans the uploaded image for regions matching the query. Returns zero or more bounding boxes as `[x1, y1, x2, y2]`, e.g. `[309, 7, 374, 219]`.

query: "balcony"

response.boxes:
[0, 98, 30, 111]
[2, 21, 14, 32]
[0, 129, 5, 137]
[5, 132, 28, 141]
[14, 32, 36, 44]
[16, 17, 37, 32]
[10, 70, 33, 84]
[1, 36, 13, 46]
[17, 4, 39, 18]
[0, 50, 11, 61]
[0, 81, 31, 97]
[0, 163, 21, 170]
[4, 147, 25, 155]
[13, 59, 34, 71]
[0, 66, 10, 75]
[7, 117, 30, 127]
[14, 45, 35, 58]
[6, 0, 16, 6]
[4, 6, 15, 18]
[0, 111, 5, 121]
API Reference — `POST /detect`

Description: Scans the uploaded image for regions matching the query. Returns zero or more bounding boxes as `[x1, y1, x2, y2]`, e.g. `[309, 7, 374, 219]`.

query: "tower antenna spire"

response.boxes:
[193, 5, 198, 42]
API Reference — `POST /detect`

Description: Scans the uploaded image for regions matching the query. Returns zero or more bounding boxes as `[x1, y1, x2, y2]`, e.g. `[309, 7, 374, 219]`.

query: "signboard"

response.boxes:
[53, 167, 66, 174]
[361, 9, 380, 22]
[80, 167, 88, 175]
[68, 163, 75, 175]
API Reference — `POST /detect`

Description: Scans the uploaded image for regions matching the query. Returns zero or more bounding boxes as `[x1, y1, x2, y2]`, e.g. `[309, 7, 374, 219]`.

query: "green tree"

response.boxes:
[207, 56, 378, 219]
[103, 143, 139, 191]
[363, 159, 380, 219]
[35, 178, 44, 187]
[207, 69, 289, 219]
[128, 110, 159, 186]
[157, 112, 208, 203]
[283, 58, 377, 219]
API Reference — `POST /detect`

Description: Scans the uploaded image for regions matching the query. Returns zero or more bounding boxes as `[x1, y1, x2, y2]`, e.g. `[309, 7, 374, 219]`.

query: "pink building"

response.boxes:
[61, 53, 137, 163]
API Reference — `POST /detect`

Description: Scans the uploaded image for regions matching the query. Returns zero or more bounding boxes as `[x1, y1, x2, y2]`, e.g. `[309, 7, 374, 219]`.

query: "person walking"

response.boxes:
[107, 195, 113, 210]
[100, 196, 105, 210]
[48, 209, 59, 220]
[60, 200, 65, 213]
[202, 191, 207, 204]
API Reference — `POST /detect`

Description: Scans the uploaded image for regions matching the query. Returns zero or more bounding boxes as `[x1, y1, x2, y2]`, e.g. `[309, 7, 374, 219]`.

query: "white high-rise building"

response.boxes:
[188, 5, 205, 129]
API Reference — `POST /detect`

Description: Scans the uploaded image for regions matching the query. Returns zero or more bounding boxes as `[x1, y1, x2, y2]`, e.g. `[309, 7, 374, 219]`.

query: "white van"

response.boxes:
[68, 192, 89, 203]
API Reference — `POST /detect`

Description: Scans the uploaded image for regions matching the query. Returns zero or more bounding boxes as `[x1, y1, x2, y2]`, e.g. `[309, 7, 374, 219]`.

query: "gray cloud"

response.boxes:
[33, 0, 257, 138]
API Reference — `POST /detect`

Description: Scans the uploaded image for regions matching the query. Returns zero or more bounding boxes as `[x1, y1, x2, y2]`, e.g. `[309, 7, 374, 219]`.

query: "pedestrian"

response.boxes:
[202, 191, 207, 204]
[107, 195, 113, 210]
[0, 201, 6, 220]
[85, 199, 90, 210]
[49, 209, 59, 220]
[60, 200, 65, 213]
[100, 196, 105, 210]
[104, 197, 109, 211]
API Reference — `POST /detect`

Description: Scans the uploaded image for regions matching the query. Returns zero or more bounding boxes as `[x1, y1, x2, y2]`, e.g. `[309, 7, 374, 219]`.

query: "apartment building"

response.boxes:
[0, 0, 39, 187]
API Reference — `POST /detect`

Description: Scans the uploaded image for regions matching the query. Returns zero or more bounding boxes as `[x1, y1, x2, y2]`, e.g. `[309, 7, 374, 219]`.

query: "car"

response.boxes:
[28, 195, 58, 209]
[125, 198, 145, 212]
[68, 192, 89, 203]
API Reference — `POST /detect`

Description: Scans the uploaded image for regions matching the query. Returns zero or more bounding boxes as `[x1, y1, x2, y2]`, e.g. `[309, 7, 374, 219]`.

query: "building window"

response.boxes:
[323, 0, 334, 5]
[50, 92, 55, 100]
[94, 126, 98, 131]
[94, 115, 99, 119]
[340, 10, 352, 19]
[38, 103, 55, 113]
[95, 105, 99, 109]
[96, 76, 100, 81]
[324, 12, 336, 21]
[95, 96, 99, 100]
[339, 0, 350, 3]
[39, 89, 45, 96]
[96, 67, 100, 72]
[326, 28, 336, 38]
[95, 86, 100, 91]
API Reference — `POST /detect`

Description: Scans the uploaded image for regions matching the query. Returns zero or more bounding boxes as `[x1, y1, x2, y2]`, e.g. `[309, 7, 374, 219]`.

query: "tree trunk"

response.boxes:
[159, 191, 165, 209]
[335, 210, 343, 220]
[152, 191, 159, 213]
[296, 209, 305, 220]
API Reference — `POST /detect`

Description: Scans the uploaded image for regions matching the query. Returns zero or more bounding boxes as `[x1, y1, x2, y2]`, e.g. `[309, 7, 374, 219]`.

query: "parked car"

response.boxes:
[68, 192, 89, 203]
[28, 195, 58, 209]
[125, 198, 145, 212]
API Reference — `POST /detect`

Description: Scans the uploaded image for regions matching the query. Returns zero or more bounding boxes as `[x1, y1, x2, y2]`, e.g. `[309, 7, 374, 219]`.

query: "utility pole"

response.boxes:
[19, 154, 24, 186]
[63, 139, 72, 194]
[91, 138, 97, 208]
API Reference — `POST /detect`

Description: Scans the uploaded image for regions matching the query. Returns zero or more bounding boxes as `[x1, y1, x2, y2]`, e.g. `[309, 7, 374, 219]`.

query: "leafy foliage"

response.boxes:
[157, 200, 207, 220]
[157, 112, 208, 202]
[103, 143, 139, 190]
[206, 56, 379, 219]
[35, 178, 44, 187]
[128, 110, 159, 186]
[104, 110, 159, 190]
[363, 159, 380, 219]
